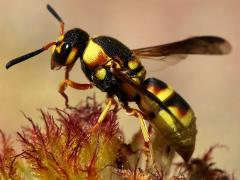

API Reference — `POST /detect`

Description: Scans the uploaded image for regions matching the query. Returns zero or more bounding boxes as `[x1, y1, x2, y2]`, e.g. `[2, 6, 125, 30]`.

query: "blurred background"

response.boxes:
[0, 0, 239, 176]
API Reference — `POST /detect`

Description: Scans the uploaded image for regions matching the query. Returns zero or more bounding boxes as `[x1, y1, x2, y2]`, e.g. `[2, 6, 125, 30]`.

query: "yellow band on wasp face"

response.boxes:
[56, 42, 64, 54]
[52, 45, 56, 53]
[66, 48, 78, 65]
[54, 35, 65, 54]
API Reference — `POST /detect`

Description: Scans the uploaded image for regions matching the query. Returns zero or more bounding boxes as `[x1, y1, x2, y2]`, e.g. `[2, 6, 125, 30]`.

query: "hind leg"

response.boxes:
[121, 104, 154, 167]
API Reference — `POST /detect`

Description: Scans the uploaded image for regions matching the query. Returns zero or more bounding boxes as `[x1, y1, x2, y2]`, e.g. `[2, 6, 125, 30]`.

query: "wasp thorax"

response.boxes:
[51, 28, 89, 70]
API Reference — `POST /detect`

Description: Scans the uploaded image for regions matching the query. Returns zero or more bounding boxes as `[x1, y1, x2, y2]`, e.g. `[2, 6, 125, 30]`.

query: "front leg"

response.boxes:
[58, 80, 93, 107]
[59, 66, 93, 107]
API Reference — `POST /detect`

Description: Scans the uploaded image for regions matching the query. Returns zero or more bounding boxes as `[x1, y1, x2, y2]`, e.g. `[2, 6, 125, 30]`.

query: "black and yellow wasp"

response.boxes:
[5, 5, 231, 162]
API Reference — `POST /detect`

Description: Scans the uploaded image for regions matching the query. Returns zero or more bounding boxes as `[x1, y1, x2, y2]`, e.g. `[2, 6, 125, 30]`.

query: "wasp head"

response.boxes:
[51, 28, 89, 70]
[5, 6, 90, 70]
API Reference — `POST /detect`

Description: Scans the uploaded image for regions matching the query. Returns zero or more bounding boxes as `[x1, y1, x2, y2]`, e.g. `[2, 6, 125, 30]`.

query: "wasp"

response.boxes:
[5, 5, 231, 162]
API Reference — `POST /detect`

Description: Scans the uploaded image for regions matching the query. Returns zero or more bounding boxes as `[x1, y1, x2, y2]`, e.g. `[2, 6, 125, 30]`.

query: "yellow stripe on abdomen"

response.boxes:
[142, 78, 194, 128]
[142, 78, 196, 162]
[147, 84, 174, 102]
[168, 106, 194, 127]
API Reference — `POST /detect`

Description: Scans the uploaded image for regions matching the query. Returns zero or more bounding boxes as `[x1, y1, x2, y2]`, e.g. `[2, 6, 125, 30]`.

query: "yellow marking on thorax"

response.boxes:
[128, 59, 139, 70]
[105, 60, 121, 69]
[130, 67, 146, 84]
[95, 68, 107, 80]
[137, 68, 146, 79]
[83, 39, 109, 68]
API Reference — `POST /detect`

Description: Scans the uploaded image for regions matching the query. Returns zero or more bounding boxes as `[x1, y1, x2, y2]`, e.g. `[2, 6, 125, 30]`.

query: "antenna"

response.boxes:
[5, 4, 64, 69]
[47, 4, 65, 35]
[5, 42, 55, 69]
[47, 4, 64, 23]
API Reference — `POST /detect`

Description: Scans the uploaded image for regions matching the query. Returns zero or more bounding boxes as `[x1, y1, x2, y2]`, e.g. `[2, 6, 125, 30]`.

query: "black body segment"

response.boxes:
[93, 36, 134, 65]
[64, 28, 89, 53]
[80, 60, 126, 101]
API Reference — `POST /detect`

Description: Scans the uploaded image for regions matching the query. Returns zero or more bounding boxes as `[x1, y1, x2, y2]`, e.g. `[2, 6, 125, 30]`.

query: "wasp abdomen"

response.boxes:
[142, 78, 197, 162]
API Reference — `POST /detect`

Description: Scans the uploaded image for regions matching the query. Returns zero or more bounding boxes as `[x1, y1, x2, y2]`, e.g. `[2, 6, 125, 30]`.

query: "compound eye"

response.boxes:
[60, 42, 72, 60]
[51, 42, 73, 69]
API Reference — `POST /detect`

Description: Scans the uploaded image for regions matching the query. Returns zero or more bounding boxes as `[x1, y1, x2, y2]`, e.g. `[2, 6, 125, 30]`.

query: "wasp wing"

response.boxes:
[141, 54, 188, 72]
[132, 36, 231, 60]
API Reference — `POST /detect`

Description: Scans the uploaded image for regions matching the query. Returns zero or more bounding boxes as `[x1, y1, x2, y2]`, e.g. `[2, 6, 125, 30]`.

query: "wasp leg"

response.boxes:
[47, 4, 65, 35]
[124, 106, 150, 142]
[59, 66, 93, 107]
[123, 106, 155, 167]
[58, 80, 93, 107]
[98, 97, 117, 123]
[91, 97, 117, 132]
